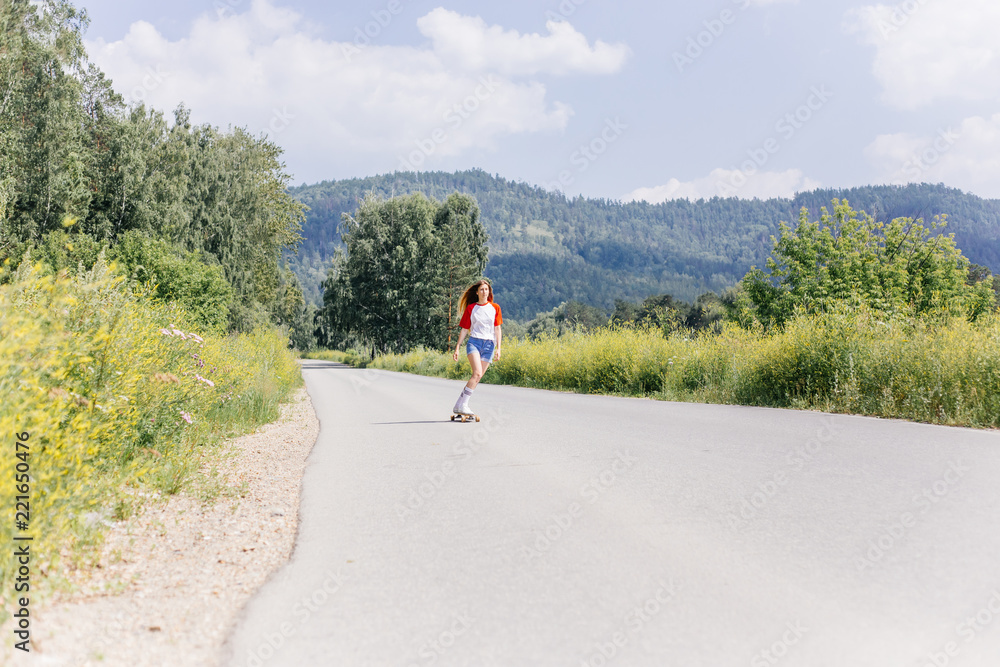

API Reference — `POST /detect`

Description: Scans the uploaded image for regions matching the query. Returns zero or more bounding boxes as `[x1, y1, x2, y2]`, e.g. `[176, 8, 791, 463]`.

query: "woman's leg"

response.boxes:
[454, 352, 482, 414]
[466, 352, 486, 389]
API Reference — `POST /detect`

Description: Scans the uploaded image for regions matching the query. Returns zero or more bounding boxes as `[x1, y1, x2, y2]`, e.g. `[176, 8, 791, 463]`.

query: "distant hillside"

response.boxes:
[286, 171, 1000, 320]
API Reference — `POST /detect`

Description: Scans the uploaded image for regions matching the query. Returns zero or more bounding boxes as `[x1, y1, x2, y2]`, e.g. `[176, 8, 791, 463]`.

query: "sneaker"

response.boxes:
[456, 399, 474, 415]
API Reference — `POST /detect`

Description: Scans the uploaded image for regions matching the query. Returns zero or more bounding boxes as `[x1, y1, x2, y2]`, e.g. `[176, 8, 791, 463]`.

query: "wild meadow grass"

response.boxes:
[0, 261, 301, 607]
[367, 307, 1000, 429]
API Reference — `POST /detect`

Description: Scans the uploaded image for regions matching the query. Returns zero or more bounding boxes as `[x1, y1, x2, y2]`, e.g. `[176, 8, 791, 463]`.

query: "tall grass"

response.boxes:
[0, 261, 301, 605]
[367, 307, 1000, 429]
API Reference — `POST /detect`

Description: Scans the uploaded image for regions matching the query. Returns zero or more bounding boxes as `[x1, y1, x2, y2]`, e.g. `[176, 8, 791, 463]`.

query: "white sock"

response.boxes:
[454, 387, 473, 411]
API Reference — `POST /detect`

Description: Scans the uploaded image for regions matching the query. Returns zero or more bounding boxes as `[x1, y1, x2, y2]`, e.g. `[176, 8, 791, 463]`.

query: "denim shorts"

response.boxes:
[466, 337, 495, 362]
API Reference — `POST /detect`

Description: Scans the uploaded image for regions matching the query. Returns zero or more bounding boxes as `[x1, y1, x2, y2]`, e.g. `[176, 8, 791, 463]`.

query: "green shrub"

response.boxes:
[110, 231, 234, 331]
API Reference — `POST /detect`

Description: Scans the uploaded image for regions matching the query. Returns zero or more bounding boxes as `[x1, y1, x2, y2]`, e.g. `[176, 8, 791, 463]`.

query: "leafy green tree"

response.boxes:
[319, 192, 488, 353]
[1, 0, 93, 239]
[432, 193, 488, 347]
[740, 200, 992, 328]
[684, 292, 726, 332]
[610, 299, 641, 325]
[271, 267, 315, 351]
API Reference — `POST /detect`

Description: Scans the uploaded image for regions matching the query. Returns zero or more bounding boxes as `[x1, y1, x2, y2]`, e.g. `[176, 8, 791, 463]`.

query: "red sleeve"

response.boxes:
[494, 303, 502, 326]
[459, 303, 475, 329]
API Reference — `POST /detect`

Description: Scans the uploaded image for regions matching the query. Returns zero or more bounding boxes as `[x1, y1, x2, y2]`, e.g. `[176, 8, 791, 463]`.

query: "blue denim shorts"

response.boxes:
[466, 337, 495, 362]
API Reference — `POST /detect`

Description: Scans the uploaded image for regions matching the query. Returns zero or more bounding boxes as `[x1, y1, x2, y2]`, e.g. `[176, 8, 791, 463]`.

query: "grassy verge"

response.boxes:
[0, 262, 301, 610]
[303, 349, 350, 363]
[363, 308, 1000, 429]
[303, 348, 371, 367]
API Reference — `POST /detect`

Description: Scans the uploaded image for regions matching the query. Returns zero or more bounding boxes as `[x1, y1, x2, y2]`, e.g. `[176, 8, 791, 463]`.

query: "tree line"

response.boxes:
[0, 0, 311, 344]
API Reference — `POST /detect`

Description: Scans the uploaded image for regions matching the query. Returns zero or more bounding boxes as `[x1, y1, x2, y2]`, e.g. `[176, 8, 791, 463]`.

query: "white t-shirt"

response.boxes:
[460, 302, 503, 340]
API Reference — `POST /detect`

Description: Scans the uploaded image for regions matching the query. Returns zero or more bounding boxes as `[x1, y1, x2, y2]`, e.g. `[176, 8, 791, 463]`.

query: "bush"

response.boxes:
[741, 200, 991, 328]
[110, 231, 234, 332]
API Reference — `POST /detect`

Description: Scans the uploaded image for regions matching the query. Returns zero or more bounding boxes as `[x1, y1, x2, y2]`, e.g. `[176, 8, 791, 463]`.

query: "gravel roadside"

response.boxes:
[5, 385, 319, 667]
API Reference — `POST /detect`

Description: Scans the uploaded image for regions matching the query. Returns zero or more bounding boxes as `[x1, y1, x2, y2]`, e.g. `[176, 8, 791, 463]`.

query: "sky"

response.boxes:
[78, 0, 1000, 202]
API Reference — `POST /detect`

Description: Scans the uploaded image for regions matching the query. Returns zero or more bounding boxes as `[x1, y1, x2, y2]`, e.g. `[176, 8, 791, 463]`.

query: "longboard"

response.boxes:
[450, 413, 480, 423]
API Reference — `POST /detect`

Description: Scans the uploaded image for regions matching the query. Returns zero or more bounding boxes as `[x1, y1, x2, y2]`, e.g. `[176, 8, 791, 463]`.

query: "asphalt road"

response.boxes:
[223, 361, 1000, 667]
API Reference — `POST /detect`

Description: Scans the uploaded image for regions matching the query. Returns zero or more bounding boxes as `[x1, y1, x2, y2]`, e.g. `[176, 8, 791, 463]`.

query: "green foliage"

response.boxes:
[0, 262, 301, 605]
[359, 346, 469, 379]
[433, 193, 489, 346]
[0, 1, 307, 341]
[520, 292, 726, 340]
[270, 267, 316, 352]
[526, 300, 610, 338]
[0, 0, 95, 239]
[108, 231, 234, 331]
[317, 192, 488, 353]
[740, 200, 989, 328]
[27, 227, 104, 273]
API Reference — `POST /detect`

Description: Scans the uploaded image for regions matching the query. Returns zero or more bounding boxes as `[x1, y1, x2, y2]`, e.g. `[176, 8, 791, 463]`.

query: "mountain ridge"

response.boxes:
[287, 170, 1000, 320]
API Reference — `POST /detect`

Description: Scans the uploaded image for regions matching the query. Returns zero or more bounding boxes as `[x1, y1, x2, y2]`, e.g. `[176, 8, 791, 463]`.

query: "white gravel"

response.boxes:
[4, 386, 319, 666]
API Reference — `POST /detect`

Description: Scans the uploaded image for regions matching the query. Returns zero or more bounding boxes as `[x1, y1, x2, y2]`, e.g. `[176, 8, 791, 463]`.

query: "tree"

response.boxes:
[318, 192, 488, 353]
[0, 0, 95, 240]
[740, 199, 992, 328]
[432, 193, 488, 347]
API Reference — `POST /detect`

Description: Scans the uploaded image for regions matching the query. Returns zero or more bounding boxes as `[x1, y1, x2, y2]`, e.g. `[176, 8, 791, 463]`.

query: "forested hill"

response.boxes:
[287, 171, 1000, 320]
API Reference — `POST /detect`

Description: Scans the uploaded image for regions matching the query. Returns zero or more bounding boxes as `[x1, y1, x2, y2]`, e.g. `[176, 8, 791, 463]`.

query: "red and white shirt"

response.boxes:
[460, 301, 502, 340]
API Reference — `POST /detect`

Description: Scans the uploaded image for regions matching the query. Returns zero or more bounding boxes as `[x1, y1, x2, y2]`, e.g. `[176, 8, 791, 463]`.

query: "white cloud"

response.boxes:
[864, 114, 1000, 197]
[846, 0, 1000, 109]
[85, 0, 626, 181]
[415, 8, 630, 76]
[622, 168, 820, 203]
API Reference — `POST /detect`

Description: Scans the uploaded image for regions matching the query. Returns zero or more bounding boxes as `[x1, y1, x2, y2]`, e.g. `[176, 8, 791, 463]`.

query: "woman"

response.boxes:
[452, 279, 502, 415]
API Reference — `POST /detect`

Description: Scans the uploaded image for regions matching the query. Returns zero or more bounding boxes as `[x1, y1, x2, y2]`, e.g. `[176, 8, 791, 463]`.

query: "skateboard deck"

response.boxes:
[450, 413, 480, 423]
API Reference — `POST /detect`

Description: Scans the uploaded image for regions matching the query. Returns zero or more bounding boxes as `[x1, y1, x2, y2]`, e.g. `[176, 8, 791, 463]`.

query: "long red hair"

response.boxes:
[459, 279, 493, 314]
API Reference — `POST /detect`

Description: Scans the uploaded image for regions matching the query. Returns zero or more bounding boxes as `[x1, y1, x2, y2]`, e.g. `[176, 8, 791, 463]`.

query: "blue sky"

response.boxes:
[80, 0, 1000, 201]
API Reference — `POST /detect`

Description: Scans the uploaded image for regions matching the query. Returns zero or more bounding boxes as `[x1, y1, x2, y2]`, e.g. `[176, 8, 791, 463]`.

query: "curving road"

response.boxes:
[223, 361, 1000, 666]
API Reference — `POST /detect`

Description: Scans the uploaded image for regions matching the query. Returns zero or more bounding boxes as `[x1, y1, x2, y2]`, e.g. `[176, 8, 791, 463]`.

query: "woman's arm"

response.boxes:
[493, 325, 502, 361]
[453, 328, 469, 361]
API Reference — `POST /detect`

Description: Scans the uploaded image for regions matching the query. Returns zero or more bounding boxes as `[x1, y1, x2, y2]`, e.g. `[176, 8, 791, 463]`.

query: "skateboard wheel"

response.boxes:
[475, 415, 480, 422]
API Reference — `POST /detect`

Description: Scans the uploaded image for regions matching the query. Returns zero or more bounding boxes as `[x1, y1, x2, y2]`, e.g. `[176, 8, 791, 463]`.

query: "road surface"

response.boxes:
[223, 361, 1000, 666]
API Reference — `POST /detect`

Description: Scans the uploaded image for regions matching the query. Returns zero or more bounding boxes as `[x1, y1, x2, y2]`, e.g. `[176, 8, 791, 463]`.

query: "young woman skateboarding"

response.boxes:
[452, 279, 502, 416]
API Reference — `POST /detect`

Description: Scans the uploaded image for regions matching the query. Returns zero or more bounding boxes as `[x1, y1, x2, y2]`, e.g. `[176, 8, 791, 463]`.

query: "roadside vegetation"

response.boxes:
[366, 310, 1000, 428]
[322, 201, 1000, 429]
[0, 0, 303, 607]
[0, 261, 301, 604]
